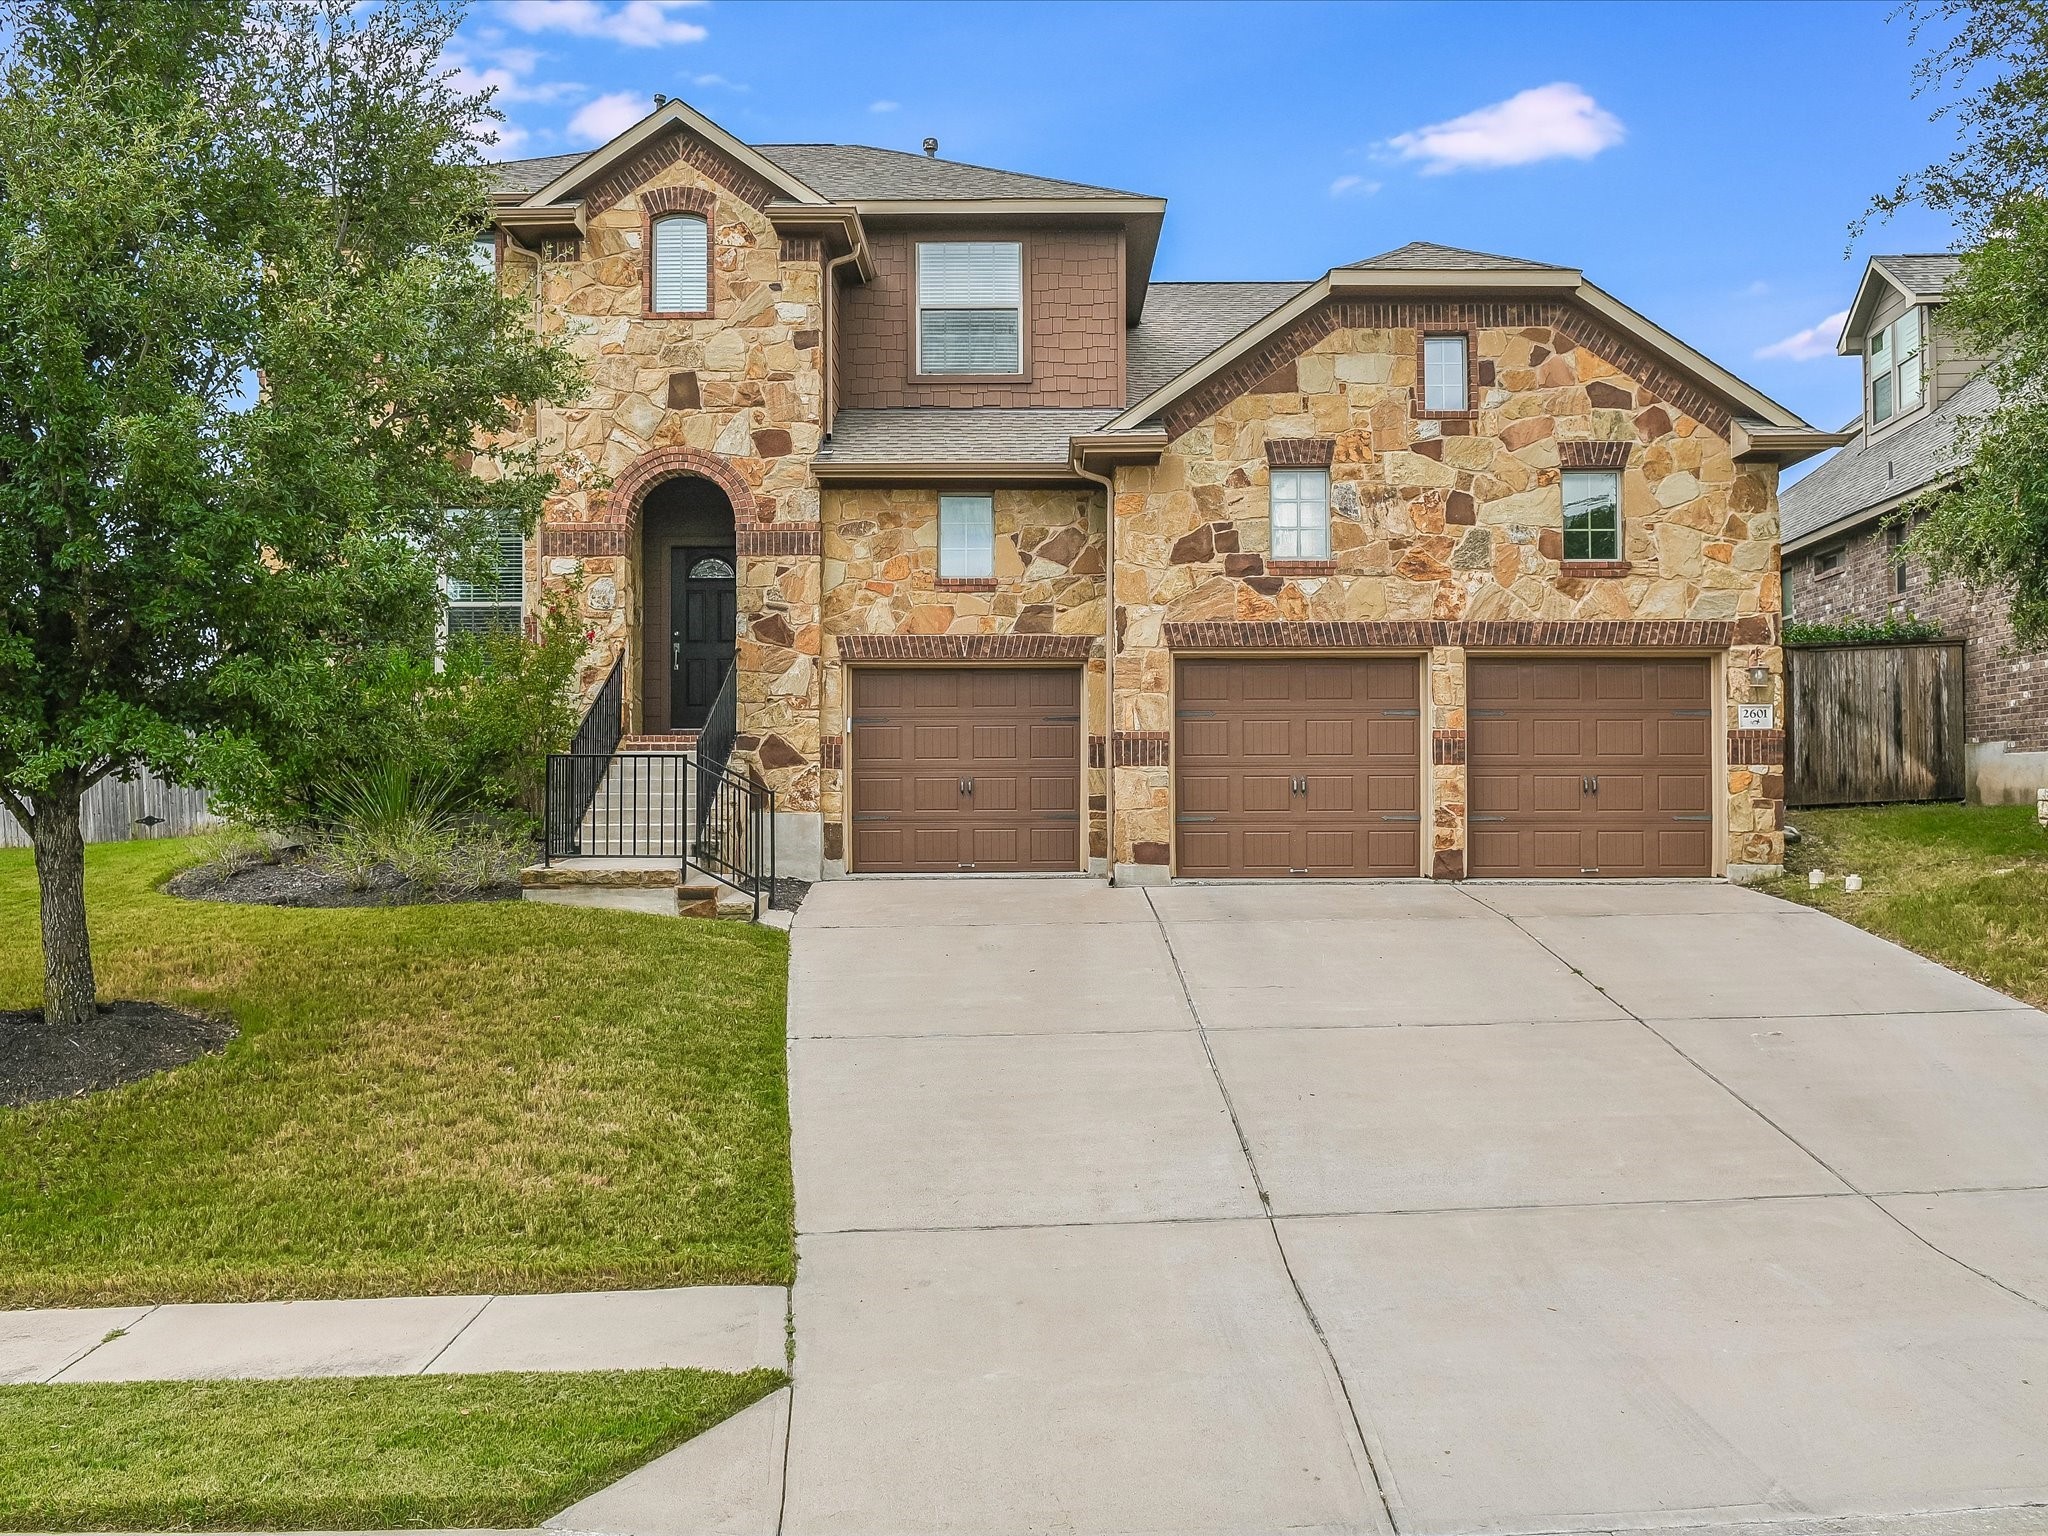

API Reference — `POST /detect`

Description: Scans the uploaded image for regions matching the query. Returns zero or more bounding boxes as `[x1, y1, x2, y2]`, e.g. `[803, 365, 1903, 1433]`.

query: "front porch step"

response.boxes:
[619, 733, 700, 753]
[520, 859, 758, 921]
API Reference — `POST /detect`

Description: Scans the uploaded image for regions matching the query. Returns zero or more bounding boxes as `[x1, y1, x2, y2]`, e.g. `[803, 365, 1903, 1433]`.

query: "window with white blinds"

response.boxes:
[651, 214, 710, 313]
[445, 527, 525, 635]
[939, 493, 996, 579]
[917, 242, 1023, 374]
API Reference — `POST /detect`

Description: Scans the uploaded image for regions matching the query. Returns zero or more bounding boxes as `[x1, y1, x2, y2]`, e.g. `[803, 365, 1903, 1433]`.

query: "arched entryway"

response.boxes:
[638, 476, 736, 733]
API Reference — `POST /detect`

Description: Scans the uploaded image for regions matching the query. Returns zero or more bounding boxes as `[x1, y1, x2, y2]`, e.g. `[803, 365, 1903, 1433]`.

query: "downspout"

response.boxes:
[822, 241, 866, 438]
[1070, 444, 1117, 883]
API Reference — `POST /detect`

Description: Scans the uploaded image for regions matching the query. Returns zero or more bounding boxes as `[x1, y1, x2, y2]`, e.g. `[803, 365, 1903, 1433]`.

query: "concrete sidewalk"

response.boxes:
[0, 1285, 787, 1384]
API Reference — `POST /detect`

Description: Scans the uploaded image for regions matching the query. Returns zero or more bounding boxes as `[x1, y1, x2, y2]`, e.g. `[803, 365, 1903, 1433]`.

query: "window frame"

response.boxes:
[646, 210, 712, 319]
[443, 522, 526, 640]
[472, 230, 500, 278]
[1268, 468, 1332, 562]
[1417, 330, 1475, 418]
[1867, 306, 1925, 428]
[937, 492, 998, 583]
[1560, 468, 1623, 565]
[913, 239, 1029, 382]
[1813, 547, 1844, 578]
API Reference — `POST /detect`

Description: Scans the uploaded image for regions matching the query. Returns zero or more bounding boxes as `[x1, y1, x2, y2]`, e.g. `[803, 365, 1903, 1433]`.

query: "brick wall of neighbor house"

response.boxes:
[835, 224, 1125, 409]
[512, 136, 826, 808]
[1108, 306, 1785, 877]
[1787, 527, 2048, 758]
[820, 486, 1110, 864]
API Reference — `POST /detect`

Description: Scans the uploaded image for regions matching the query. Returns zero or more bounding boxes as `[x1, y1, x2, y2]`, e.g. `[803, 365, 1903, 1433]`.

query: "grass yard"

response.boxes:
[0, 838, 793, 1306]
[0, 1367, 785, 1531]
[1777, 802, 2048, 1006]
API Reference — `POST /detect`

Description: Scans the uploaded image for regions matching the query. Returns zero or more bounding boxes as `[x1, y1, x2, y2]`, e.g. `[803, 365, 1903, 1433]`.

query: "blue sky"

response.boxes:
[456, 0, 1966, 439]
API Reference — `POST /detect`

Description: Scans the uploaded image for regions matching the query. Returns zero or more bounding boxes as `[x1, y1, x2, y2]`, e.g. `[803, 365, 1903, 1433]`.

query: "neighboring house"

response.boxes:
[1779, 256, 2044, 803]
[480, 96, 1838, 884]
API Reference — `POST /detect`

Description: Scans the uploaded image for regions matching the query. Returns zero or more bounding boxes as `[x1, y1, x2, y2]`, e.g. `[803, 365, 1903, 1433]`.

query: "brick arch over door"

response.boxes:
[604, 445, 760, 532]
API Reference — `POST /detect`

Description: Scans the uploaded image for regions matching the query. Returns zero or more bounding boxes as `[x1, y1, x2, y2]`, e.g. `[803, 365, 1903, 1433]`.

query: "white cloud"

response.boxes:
[1756, 310, 1850, 362]
[1741, 279, 1771, 298]
[1385, 83, 1624, 174]
[569, 91, 652, 144]
[869, 99, 899, 113]
[693, 73, 746, 91]
[501, 1, 708, 48]
[1329, 173, 1380, 197]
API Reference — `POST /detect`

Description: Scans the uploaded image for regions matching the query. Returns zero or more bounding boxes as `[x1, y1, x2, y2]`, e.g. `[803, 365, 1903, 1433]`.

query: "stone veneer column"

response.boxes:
[1428, 645, 1468, 879]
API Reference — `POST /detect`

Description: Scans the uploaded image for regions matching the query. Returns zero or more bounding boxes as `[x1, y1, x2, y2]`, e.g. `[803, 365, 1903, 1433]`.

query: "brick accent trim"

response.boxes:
[1161, 297, 1734, 441]
[1558, 440, 1631, 470]
[1728, 728, 1785, 765]
[836, 634, 1095, 662]
[1561, 560, 1633, 579]
[1113, 732, 1171, 766]
[642, 184, 717, 216]
[737, 525, 820, 556]
[935, 577, 998, 592]
[820, 735, 843, 770]
[603, 446, 760, 530]
[1266, 559, 1337, 578]
[1159, 620, 1738, 650]
[581, 126, 778, 215]
[1432, 729, 1467, 765]
[1264, 437, 1335, 468]
[1088, 735, 1106, 768]
[779, 235, 825, 263]
[539, 524, 629, 559]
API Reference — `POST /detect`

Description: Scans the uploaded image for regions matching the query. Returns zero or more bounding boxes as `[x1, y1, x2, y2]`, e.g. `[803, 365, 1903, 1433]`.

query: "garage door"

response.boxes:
[849, 668, 1081, 873]
[1467, 658, 1714, 878]
[1175, 658, 1422, 878]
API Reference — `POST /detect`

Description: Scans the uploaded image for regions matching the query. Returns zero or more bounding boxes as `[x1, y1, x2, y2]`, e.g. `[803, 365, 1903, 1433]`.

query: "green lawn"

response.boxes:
[1777, 802, 2048, 1006]
[0, 1368, 785, 1531]
[0, 838, 793, 1306]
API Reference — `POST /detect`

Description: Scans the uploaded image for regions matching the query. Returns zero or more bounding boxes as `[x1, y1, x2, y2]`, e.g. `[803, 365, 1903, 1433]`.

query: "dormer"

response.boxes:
[1836, 255, 1980, 438]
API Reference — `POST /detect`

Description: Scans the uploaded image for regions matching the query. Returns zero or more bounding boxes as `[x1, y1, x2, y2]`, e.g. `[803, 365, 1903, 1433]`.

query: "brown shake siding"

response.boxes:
[837, 223, 1125, 408]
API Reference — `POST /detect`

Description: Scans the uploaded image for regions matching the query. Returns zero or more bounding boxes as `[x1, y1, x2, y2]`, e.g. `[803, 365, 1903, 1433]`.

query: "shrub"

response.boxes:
[1783, 614, 1946, 646]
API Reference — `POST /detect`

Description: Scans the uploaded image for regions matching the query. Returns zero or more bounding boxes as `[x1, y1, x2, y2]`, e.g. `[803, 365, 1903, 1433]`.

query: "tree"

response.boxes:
[1862, 1, 2048, 641]
[0, 0, 579, 1030]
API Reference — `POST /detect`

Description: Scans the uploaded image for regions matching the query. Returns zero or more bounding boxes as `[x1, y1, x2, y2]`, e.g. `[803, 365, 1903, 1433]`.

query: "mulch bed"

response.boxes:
[165, 853, 523, 909]
[769, 877, 811, 913]
[0, 1002, 237, 1107]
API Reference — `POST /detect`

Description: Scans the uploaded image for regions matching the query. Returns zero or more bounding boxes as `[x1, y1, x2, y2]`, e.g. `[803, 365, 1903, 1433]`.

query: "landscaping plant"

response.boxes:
[0, 0, 580, 1033]
[1782, 614, 1946, 646]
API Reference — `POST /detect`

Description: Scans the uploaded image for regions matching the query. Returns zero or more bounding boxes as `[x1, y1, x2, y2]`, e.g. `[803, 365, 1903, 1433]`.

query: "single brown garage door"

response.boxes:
[849, 668, 1081, 874]
[1176, 657, 1422, 878]
[1467, 657, 1714, 878]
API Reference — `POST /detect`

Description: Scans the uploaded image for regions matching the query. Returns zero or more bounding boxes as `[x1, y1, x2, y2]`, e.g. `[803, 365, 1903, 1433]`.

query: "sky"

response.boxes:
[454, 0, 1969, 449]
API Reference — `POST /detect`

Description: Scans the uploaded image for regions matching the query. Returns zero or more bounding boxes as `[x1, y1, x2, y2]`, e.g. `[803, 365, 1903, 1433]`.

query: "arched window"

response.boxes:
[650, 213, 709, 314]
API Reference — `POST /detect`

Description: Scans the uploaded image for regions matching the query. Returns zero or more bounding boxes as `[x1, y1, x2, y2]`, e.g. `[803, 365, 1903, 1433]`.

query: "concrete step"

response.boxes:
[519, 860, 761, 921]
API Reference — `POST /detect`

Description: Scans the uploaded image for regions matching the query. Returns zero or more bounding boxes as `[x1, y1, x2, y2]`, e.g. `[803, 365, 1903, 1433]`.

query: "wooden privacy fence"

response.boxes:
[0, 769, 220, 849]
[1787, 640, 1966, 807]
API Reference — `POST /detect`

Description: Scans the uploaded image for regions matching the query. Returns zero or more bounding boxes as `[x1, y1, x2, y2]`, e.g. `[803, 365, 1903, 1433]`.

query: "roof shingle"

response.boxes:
[1872, 254, 1962, 299]
[752, 144, 1152, 202]
[1125, 281, 1312, 404]
[1780, 369, 1994, 545]
[816, 408, 1117, 467]
[1342, 241, 1564, 272]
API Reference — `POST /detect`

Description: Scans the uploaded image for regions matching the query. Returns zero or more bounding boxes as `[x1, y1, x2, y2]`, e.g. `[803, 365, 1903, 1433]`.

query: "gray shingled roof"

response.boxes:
[816, 408, 1117, 466]
[1343, 241, 1563, 272]
[754, 144, 1152, 202]
[1780, 369, 1995, 546]
[1873, 254, 1962, 299]
[1126, 281, 1312, 404]
[484, 152, 588, 198]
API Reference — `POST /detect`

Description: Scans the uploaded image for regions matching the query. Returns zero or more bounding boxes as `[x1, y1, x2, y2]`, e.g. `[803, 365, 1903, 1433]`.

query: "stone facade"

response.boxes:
[1106, 310, 1785, 877]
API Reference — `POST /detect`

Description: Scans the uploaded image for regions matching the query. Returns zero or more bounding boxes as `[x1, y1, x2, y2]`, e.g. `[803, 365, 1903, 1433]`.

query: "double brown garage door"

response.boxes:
[1172, 656, 1714, 879]
[848, 668, 1081, 873]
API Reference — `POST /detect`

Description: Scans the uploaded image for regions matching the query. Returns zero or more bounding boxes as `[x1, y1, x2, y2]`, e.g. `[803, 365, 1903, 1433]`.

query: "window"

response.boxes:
[1561, 470, 1621, 563]
[917, 242, 1023, 375]
[1868, 307, 1924, 424]
[650, 213, 710, 314]
[445, 524, 524, 635]
[1270, 469, 1330, 560]
[1814, 547, 1843, 576]
[1422, 333, 1469, 413]
[938, 493, 996, 580]
[471, 233, 498, 275]
[1886, 522, 1908, 595]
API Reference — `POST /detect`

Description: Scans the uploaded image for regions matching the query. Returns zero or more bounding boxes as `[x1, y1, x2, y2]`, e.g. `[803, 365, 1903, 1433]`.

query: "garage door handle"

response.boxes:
[1177, 815, 1216, 823]
[959, 778, 974, 796]
[1671, 814, 1713, 822]
[1470, 815, 1506, 823]
[1471, 709, 1507, 718]
[850, 715, 888, 725]
[1672, 709, 1712, 717]
[1380, 814, 1420, 822]
[1380, 709, 1420, 718]
[1582, 776, 1600, 795]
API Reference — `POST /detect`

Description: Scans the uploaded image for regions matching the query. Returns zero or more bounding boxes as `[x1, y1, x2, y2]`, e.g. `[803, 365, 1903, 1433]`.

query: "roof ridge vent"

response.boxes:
[922, 137, 938, 158]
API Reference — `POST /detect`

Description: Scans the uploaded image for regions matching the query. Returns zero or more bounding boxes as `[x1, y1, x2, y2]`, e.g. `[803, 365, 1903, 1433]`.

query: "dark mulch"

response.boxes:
[769, 877, 811, 913]
[0, 1002, 237, 1107]
[165, 852, 523, 909]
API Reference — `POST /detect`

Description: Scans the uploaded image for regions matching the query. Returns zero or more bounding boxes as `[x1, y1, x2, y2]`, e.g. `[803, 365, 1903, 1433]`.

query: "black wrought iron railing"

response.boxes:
[692, 753, 775, 920]
[544, 655, 623, 861]
[544, 752, 691, 862]
[695, 660, 738, 831]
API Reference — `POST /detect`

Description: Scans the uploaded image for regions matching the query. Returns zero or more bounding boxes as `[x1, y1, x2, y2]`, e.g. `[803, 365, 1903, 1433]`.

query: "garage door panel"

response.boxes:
[1181, 720, 1231, 759]
[1532, 773, 1584, 813]
[1469, 772, 1521, 814]
[1302, 830, 1358, 869]
[1657, 776, 1711, 814]
[1532, 664, 1584, 701]
[1364, 719, 1415, 756]
[1657, 664, 1711, 703]
[1303, 775, 1355, 812]
[1532, 719, 1583, 756]
[1531, 829, 1587, 872]
[1242, 830, 1293, 869]
[1594, 773, 1646, 813]
[1180, 774, 1231, 814]
[1662, 828, 1713, 868]
[1178, 829, 1231, 875]
[1593, 719, 1645, 758]
[911, 775, 959, 812]
[1242, 774, 1294, 813]
[1241, 718, 1291, 757]
[1304, 719, 1355, 757]
[1469, 718, 1520, 757]
[1028, 773, 1078, 813]
[1365, 773, 1417, 813]
[1657, 719, 1711, 756]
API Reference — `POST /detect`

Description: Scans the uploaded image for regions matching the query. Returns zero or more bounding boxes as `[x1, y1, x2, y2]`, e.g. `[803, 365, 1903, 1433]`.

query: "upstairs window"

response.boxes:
[471, 233, 498, 275]
[1270, 469, 1330, 560]
[1814, 547, 1843, 576]
[650, 213, 710, 314]
[939, 493, 996, 580]
[1868, 307, 1923, 424]
[1422, 333, 1470, 413]
[917, 242, 1023, 375]
[445, 523, 524, 636]
[1561, 469, 1621, 563]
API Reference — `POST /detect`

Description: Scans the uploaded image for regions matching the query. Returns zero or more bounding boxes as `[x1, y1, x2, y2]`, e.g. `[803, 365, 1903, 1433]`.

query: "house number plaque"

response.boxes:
[1738, 704, 1776, 730]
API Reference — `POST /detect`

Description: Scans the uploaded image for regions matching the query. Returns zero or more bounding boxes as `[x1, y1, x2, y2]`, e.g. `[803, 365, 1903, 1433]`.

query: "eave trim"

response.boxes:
[520, 100, 830, 210]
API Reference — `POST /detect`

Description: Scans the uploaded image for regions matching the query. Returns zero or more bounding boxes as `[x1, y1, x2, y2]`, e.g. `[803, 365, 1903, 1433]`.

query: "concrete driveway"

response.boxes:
[782, 879, 2048, 1536]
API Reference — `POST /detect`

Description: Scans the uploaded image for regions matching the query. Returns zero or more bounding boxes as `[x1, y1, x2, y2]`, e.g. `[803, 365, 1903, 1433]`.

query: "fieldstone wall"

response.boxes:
[820, 486, 1109, 863]
[1109, 311, 1785, 875]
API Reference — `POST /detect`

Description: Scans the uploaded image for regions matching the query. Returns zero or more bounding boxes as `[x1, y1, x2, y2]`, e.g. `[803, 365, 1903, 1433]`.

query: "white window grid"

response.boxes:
[1270, 469, 1330, 561]
[1423, 334, 1469, 413]
[938, 493, 996, 579]
[1561, 470, 1621, 562]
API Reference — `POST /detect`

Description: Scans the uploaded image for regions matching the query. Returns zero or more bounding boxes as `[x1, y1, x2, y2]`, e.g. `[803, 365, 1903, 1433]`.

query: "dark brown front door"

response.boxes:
[669, 547, 735, 731]
[1175, 658, 1423, 878]
[850, 668, 1081, 873]
[1466, 657, 1715, 877]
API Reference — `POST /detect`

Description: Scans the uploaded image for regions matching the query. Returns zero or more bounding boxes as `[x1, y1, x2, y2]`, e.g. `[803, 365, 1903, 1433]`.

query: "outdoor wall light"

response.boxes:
[1746, 665, 1772, 688]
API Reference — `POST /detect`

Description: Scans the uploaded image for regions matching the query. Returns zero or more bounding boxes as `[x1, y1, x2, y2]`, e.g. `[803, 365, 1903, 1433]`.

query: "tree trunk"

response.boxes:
[30, 777, 96, 1030]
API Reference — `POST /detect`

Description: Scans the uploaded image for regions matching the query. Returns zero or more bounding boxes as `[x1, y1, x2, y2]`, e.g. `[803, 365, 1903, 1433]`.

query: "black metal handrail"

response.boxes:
[544, 752, 692, 863]
[544, 654, 624, 861]
[695, 660, 738, 834]
[692, 752, 775, 920]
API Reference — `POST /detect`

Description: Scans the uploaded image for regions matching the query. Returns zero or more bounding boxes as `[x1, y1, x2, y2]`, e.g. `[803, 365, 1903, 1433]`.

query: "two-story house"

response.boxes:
[1778, 256, 2043, 803]
[481, 96, 1838, 886]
